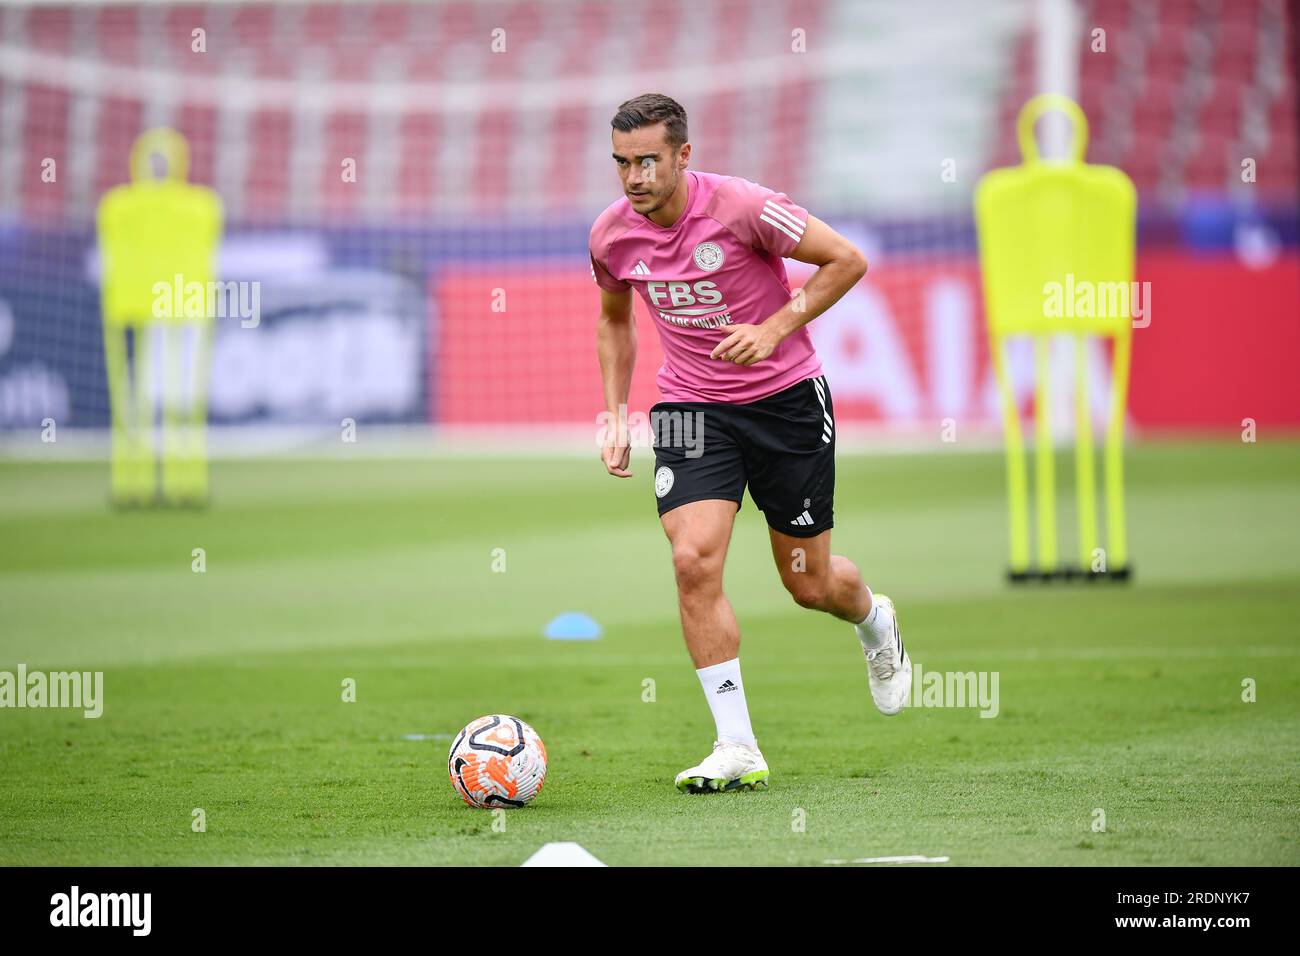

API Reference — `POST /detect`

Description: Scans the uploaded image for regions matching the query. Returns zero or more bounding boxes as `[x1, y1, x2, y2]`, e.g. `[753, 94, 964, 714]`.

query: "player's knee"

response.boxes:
[786, 574, 831, 611]
[671, 544, 722, 595]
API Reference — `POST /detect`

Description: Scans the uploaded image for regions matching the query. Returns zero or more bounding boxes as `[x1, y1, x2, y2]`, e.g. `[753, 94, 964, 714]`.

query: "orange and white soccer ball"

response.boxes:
[448, 714, 548, 808]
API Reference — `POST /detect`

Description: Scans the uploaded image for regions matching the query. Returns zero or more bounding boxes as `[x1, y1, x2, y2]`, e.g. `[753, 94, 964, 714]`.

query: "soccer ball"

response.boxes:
[448, 714, 548, 808]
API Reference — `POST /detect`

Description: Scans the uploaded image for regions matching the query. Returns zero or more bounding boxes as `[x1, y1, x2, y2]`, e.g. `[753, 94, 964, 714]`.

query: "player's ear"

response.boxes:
[678, 142, 691, 170]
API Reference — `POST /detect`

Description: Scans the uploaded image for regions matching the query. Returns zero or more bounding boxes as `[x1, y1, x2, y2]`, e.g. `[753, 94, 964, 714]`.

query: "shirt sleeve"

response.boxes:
[713, 177, 810, 258]
[589, 247, 630, 293]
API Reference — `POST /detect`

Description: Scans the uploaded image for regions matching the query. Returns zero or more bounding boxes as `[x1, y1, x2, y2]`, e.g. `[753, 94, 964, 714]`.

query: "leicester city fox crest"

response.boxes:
[654, 466, 675, 498]
[693, 241, 724, 272]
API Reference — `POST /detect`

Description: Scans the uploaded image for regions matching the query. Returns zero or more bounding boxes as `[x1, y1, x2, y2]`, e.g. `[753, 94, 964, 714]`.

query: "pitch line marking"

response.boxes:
[823, 854, 950, 865]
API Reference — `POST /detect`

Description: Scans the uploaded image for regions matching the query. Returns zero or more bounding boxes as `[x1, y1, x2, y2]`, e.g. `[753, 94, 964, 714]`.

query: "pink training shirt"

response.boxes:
[589, 170, 823, 404]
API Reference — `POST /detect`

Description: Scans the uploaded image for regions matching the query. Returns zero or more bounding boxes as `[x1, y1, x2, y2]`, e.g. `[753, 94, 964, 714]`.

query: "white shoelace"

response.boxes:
[701, 740, 756, 772]
[866, 644, 898, 680]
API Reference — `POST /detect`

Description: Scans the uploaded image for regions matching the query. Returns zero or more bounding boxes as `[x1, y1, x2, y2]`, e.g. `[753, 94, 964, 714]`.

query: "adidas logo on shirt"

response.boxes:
[790, 510, 815, 526]
[632, 259, 651, 276]
[715, 679, 738, 695]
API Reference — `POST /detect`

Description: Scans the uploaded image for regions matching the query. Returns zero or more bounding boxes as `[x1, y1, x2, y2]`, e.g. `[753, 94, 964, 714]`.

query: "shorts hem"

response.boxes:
[765, 519, 833, 538]
[657, 493, 744, 518]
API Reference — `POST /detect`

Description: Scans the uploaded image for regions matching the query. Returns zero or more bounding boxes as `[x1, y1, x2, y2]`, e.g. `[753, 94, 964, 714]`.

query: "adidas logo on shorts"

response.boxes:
[790, 509, 815, 526]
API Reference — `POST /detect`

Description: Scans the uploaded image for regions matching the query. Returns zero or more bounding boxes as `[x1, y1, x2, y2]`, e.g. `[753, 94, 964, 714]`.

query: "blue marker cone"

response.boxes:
[544, 612, 602, 641]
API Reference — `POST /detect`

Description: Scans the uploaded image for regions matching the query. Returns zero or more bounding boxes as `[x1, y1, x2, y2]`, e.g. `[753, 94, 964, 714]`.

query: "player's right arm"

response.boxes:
[597, 285, 636, 477]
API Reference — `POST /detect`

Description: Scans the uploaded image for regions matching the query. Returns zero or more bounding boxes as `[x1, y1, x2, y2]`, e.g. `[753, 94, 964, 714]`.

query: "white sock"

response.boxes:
[854, 597, 894, 651]
[695, 658, 757, 748]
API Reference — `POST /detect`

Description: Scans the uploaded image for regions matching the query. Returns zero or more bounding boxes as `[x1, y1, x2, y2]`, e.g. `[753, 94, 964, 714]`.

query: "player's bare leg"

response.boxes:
[768, 527, 912, 715]
[660, 498, 740, 668]
[662, 499, 769, 792]
[767, 526, 872, 622]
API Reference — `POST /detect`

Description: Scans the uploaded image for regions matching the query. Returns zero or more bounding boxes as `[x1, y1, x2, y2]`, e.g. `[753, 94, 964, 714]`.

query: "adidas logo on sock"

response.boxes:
[715, 679, 738, 694]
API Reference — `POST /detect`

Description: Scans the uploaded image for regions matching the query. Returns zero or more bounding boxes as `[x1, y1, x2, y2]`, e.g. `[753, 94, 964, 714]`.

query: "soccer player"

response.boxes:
[592, 94, 911, 794]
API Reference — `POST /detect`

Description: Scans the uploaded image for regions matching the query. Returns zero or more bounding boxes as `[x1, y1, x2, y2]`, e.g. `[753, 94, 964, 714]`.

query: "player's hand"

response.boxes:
[710, 323, 780, 365]
[601, 436, 633, 477]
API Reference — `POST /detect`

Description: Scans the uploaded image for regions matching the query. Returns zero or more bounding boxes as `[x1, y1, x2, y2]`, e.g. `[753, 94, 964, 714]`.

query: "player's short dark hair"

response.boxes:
[611, 94, 688, 148]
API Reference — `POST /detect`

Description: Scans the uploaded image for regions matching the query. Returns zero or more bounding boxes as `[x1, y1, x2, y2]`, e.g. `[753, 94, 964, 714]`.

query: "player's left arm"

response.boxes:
[711, 215, 867, 365]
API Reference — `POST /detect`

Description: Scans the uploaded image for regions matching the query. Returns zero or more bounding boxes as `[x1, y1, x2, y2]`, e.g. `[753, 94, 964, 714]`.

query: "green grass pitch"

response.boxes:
[1, 440, 1297, 866]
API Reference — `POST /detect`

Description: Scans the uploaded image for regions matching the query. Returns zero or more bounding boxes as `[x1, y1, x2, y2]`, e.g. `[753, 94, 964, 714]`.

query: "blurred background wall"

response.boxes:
[0, 0, 1295, 446]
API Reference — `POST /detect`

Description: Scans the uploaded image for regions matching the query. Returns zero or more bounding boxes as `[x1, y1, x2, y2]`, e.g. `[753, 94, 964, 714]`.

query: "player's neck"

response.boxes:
[647, 172, 689, 228]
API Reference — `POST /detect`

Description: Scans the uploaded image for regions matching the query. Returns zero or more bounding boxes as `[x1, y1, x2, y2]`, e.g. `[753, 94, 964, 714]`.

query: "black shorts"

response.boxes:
[650, 374, 835, 538]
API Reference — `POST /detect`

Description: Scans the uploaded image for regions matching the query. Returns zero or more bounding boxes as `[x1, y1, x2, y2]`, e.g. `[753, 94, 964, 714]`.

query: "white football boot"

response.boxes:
[864, 595, 912, 716]
[674, 740, 770, 793]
